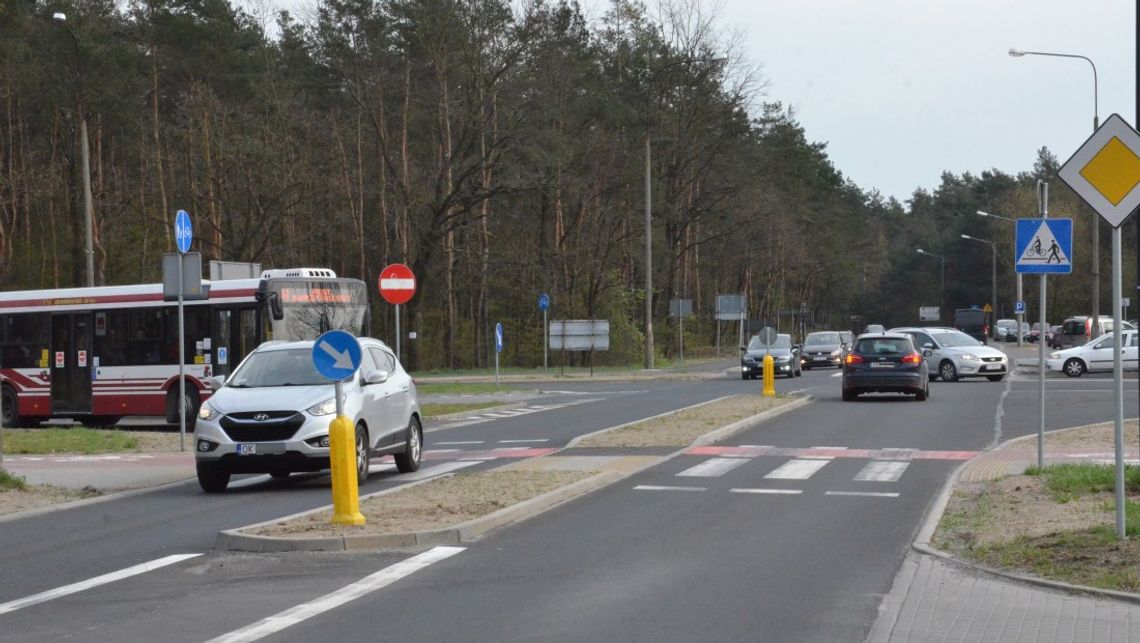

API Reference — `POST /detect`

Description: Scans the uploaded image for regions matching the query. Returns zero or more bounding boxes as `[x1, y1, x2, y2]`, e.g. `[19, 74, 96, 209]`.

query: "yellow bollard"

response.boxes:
[762, 354, 776, 397]
[329, 415, 365, 525]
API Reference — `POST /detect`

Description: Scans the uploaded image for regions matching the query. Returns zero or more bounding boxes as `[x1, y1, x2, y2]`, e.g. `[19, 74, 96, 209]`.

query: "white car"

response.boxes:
[1047, 329, 1139, 377]
[193, 337, 422, 492]
[890, 327, 1010, 382]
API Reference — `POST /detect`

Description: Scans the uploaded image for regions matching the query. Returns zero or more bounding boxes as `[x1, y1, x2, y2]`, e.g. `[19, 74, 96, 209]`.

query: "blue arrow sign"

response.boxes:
[174, 209, 193, 254]
[311, 330, 362, 380]
[495, 322, 504, 353]
[1015, 218, 1073, 274]
[538, 293, 550, 311]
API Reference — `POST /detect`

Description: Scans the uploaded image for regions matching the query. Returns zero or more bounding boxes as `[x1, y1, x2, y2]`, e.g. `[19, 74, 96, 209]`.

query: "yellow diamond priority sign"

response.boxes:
[1058, 113, 1140, 228]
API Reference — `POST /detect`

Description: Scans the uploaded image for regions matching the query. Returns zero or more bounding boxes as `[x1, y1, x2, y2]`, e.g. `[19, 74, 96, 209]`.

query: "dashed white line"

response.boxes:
[0, 554, 202, 616]
[498, 439, 549, 444]
[677, 457, 749, 478]
[434, 441, 484, 446]
[825, 491, 900, 498]
[765, 458, 832, 480]
[730, 488, 802, 495]
[634, 485, 707, 492]
[207, 547, 465, 643]
[830, 372, 843, 378]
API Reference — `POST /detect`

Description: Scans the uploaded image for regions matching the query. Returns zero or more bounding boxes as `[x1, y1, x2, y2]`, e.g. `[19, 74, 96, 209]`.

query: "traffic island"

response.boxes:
[217, 394, 809, 552]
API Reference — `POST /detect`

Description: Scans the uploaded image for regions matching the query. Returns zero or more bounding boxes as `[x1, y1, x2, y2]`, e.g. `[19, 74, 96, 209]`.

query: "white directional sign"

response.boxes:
[1058, 113, 1140, 228]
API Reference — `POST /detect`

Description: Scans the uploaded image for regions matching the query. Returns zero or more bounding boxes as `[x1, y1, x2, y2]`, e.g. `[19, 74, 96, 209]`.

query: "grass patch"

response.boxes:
[0, 468, 27, 491]
[2, 428, 139, 454]
[972, 529, 1140, 592]
[421, 402, 506, 417]
[576, 395, 790, 448]
[1024, 463, 1140, 502]
[416, 382, 524, 396]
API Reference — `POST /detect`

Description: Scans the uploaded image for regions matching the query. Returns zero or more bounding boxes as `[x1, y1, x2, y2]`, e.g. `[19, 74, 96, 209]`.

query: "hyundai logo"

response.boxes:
[253, 413, 270, 421]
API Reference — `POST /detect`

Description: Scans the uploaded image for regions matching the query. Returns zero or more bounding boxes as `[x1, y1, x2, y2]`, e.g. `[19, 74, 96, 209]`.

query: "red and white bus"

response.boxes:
[0, 268, 369, 428]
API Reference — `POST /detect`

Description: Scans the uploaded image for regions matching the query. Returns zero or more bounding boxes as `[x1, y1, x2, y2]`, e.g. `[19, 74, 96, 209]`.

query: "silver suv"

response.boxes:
[193, 338, 422, 492]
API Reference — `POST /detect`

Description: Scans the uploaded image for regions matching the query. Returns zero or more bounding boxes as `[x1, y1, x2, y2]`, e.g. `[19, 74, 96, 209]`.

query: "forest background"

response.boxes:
[1, 0, 1132, 371]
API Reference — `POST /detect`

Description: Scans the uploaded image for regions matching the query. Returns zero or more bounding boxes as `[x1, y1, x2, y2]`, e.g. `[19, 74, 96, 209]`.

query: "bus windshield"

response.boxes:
[269, 280, 369, 340]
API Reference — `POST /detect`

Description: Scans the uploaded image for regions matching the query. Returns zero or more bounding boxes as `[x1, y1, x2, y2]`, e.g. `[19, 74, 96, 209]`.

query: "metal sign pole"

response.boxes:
[395, 304, 401, 362]
[543, 309, 548, 371]
[1112, 226, 1126, 539]
[1037, 182, 1047, 469]
[679, 313, 684, 366]
[1016, 274, 1024, 347]
[177, 255, 186, 452]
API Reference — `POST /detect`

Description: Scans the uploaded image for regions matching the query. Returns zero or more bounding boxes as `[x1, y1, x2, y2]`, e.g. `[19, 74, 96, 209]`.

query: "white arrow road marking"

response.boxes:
[0, 554, 201, 616]
[208, 547, 464, 643]
[318, 339, 354, 370]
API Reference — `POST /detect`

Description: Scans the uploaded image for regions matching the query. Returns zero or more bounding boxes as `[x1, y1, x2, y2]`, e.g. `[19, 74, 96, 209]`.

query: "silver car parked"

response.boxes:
[890, 327, 1009, 382]
[193, 338, 422, 492]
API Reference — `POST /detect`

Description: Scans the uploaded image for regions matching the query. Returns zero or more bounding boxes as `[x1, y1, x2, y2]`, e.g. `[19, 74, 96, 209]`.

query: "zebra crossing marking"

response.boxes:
[764, 458, 833, 480]
[677, 457, 749, 478]
[854, 461, 909, 482]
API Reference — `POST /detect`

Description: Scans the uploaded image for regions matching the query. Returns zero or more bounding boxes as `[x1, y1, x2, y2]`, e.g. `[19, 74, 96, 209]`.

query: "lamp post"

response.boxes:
[1009, 47, 1099, 336]
[961, 234, 997, 340]
[642, 55, 726, 370]
[915, 248, 945, 321]
[977, 210, 1024, 346]
[53, 12, 95, 288]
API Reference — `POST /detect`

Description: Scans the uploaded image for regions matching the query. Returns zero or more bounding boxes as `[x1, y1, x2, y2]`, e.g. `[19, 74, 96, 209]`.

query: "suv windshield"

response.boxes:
[931, 330, 981, 348]
[805, 333, 840, 346]
[227, 348, 328, 387]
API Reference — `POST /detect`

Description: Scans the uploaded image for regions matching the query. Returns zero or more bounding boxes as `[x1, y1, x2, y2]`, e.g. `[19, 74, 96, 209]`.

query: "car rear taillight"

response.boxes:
[845, 354, 863, 364]
[901, 353, 922, 364]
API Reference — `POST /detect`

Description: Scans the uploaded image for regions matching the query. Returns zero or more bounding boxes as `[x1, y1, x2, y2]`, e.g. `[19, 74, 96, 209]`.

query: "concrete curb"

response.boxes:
[218, 394, 815, 552]
[909, 427, 1140, 606]
[0, 475, 194, 525]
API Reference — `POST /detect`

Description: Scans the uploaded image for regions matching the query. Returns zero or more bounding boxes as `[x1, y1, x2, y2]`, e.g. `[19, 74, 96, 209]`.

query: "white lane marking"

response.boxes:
[396, 461, 479, 481]
[730, 488, 802, 495]
[677, 457, 749, 478]
[424, 448, 461, 453]
[831, 372, 843, 378]
[765, 458, 832, 480]
[0, 554, 202, 616]
[434, 441, 484, 446]
[498, 439, 549, 444]
[208, 546, 464, 643]
[854, 461, 910, 482]
[811, 446, 848, 450]
[634, 485, 707, 492]
[825, 491, 900, 498]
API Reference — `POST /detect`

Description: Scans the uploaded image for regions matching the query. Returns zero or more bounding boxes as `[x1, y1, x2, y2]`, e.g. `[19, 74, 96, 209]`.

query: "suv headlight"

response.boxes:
[307, 397, 338, 416]
[830, 349, 841, 357]
[198, 402, 219, 421]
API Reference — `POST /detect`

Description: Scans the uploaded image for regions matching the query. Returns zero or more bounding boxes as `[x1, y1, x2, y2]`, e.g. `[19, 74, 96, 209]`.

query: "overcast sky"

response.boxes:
[245, 0, 1134, 207]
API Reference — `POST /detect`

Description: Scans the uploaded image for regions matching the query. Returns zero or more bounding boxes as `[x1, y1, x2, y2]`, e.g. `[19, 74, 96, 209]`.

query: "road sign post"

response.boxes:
[173, 209, 192, 452]
[1058, 112, 1140, 540]
[494, 322, 503, 386]
[312, 330, 365, 526]
[538, 293, 550, 371]
[379, 264, 416, 362]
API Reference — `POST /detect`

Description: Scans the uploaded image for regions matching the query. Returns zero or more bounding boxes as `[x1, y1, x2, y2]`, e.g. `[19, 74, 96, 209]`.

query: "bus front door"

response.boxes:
[51, 313, 93, 414]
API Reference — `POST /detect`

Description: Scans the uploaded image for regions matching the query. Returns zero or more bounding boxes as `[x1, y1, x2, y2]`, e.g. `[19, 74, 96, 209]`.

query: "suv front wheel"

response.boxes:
[197, 462, 230, 493]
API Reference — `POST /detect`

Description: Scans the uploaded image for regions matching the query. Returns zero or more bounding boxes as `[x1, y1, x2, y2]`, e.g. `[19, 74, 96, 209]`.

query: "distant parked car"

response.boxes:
[193, 338, 423, 492]
[952, 308, 988, 344]
[1047, 330, 1139, 377]
[865, 324, 886, 333]
[842, 332, 928, 401]
[801, 331, 846, 369]
[994, 319, 1017, 342]
[1052, 316, 1136, 350]
[740, 333, 801, 379]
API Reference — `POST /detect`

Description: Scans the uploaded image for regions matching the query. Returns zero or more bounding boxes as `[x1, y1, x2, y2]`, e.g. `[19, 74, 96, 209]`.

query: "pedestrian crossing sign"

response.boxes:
[1015, 218, 1072, 274]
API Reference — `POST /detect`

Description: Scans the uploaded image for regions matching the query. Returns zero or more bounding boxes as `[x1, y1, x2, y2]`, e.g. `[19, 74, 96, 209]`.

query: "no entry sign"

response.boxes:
[378, 263, 416, 305]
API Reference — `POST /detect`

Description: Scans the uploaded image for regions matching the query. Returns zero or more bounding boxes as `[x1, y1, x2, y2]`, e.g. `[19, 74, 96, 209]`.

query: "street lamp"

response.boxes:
[643, 55, 726, 369]
[977, 210, 1024, 346]
[961, 234, 997, 340]
[915, 248, 945, 321]
[1009, 47, 1099, 335]
[53, 12, 96, 288]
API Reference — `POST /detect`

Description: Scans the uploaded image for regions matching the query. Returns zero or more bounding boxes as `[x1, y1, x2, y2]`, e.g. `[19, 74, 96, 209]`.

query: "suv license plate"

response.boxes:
[237, 443, 257, 455]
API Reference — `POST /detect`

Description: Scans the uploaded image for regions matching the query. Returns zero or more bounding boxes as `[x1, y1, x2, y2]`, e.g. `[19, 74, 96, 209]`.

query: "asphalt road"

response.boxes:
[1, 362, 1136, 641]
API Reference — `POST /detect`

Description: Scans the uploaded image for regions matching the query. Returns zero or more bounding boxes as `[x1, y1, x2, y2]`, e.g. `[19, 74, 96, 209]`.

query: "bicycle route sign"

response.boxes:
[1015, 218, 1072, 275]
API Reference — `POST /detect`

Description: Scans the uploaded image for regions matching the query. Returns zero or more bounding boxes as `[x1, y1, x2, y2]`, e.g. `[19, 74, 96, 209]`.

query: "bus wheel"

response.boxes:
[2, 385, 30, 428]
[166, 385, 201, 430]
